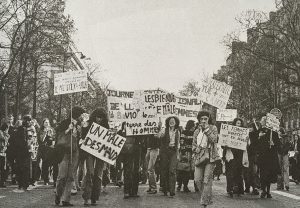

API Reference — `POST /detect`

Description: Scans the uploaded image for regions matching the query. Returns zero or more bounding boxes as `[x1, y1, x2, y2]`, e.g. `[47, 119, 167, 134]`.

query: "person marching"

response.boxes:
[193, 111, 219, 208]
[81, 108, 109, 206]
[157, 116, 180, 198]
[257, 116, 280, 199]
[55, 106, 85, 207]
[177, 120, 195, 192]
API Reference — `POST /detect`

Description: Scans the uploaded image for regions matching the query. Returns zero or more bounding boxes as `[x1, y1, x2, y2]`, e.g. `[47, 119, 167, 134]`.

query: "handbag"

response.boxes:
[194, 131, 210, 167]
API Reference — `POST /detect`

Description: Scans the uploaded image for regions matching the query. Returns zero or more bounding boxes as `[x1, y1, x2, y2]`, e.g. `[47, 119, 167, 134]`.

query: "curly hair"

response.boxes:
[165, 116, 180, 130]
[89, 108, 109, 129]
[232, 118, 244, 127]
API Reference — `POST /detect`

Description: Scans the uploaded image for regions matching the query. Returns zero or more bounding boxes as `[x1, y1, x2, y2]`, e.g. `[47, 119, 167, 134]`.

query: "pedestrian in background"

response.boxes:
[157, 116, 180, 198]
[277, 127, 291, 191]
[0, 123, 9, 187]
[193, 111, 219, 208]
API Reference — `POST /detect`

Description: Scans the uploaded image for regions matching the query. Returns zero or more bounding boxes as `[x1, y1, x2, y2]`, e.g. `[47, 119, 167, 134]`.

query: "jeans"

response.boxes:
[0, 156, 7, 185]
[56, 151, 79, 203]
[160, 148, 178, 195]
[194, 162, 215, 206]
[82, 155, 106, 201]
[146, 148, 159, 190]
[277, 154, 289, 189]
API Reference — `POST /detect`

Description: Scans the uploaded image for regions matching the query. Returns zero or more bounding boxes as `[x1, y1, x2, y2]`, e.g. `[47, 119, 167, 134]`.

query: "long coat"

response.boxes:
[257, 128, 280, 184]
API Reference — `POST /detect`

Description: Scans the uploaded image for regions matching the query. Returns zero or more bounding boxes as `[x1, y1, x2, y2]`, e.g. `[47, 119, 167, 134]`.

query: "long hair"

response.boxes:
[185, 120, 195, 131]
[40, 118, 50, 131]
[165, 116, 180, 130]
[232, 118, 244, 127]
[89, 108, 109, 129]
[56, 106, 85, 133]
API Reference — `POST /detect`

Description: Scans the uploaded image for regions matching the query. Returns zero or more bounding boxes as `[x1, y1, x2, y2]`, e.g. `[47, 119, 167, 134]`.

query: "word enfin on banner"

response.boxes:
[54, 70, 88, 95]
[198, 77, 232, 109]
[266, 113, 280, 132]
[216, 109, 237, 122]
[218, 123, 249, 151]
[126, 118, 159, 136]
[81, 122, 126, 165]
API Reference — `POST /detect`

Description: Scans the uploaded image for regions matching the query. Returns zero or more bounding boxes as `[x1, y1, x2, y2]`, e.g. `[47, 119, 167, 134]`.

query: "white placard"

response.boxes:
[218, 123, 249, 150]
[81, 122, 126, 165]
[198, 78, 232, 109]
[216, 109, 237, 122]
[266, 113, 280, 132]
[54, 70, 88, 95]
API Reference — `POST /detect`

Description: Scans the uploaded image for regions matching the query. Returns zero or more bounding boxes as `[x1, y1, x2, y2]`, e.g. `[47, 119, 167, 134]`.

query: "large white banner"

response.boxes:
[81, 122, 126, 165]
[216, 109, 237, 122]
[218, 123, 249, 150]
[198, 77, 232, 109]
[54, 70, 88, 95]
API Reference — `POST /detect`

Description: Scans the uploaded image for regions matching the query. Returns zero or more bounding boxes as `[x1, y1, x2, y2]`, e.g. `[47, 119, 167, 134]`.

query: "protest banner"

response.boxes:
[54, 70, 88, 95]
[198, 77, 232, 109]
[54, 70, 88, 161]
[270, 108, 282, 119]
[218, 123, 249, 150]
[216, 109, 237, 122]
[107, 89, 135, 127]
[125, 117, 159, 136]
[266, 113, 280, 132]
[81, 122, 126, 165]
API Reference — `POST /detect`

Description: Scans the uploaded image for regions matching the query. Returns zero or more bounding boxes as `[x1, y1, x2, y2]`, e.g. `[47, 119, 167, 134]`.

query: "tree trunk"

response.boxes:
[32, 62, 38, 118]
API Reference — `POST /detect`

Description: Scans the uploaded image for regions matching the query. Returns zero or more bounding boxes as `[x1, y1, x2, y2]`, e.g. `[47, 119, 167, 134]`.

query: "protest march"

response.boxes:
[1, 1, 300, 208]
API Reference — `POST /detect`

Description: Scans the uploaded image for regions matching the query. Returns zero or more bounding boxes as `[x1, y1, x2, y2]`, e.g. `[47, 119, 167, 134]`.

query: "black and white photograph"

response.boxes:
[0, 0, 300, 207]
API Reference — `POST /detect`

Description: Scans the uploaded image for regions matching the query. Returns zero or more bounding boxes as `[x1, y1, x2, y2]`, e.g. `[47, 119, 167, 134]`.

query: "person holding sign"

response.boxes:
[118, 122, 142, 199]
[156, 116, 180, 198]
[193, 111, 219, 208]
[223, 118, 247, 197]
[55, 106, 85, 207]
[257, 116, 280, 199]
[80, 108, 109, 206]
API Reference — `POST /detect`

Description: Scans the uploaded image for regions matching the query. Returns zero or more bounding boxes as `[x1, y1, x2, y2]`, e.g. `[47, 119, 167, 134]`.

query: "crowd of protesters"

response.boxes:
[0, 108, 300, 208]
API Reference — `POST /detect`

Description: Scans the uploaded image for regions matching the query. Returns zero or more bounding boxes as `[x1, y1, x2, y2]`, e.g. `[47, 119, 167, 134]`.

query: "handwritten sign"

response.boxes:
[54, 70, 88, 95]
[126, 118, 159, 136]
[266, 113, 280, 132]
[216, 109, 237, 122]
[81, 122, 126, 165]
[218, 123, 249, 150]
[198, 78, 232, 109]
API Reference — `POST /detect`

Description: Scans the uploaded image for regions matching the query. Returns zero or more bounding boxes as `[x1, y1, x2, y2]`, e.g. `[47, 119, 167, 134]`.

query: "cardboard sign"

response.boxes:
[81, 122, 126, 165]
[198, 77, 232, 109]
[216, 109, 237, 122]
[218, 123, 249, 150]
[54, 70, 88, 95]
[126, 118, 159, 136]
[266, 113, 280, 132]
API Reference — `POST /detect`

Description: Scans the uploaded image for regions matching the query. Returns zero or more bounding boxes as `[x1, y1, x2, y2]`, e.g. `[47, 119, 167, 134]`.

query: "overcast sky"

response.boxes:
[65, 0, 276, 93]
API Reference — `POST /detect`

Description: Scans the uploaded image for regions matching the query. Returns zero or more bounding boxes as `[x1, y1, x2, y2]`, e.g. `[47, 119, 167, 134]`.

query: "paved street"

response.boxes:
[0, 176, 299, 208]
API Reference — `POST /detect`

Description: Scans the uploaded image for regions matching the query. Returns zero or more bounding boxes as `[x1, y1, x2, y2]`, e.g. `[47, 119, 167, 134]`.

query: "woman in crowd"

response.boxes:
[118, 122, 142, 199]
[193, 111, 219, 208]
[244, 122, 260, 195]
[0, 123, 9, 187]
[177, 120, 195, 192]
[157, 116, 180, 198]
[223, 118, 245, 197]
[55, 106, 85, 207]
[257, 116, 280, 199]
[293, 135, 300, 184]
[38, 118, 55, 185]
[81, 108, 109, 206]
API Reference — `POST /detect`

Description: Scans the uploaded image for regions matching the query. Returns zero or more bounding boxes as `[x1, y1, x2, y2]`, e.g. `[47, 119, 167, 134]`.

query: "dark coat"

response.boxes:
[257, 128, 280, 183]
